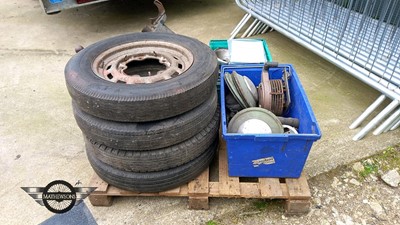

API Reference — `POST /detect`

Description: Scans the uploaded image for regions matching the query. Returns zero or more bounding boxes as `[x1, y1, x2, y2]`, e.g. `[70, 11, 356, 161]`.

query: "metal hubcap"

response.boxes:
[92, 41, 194, 84]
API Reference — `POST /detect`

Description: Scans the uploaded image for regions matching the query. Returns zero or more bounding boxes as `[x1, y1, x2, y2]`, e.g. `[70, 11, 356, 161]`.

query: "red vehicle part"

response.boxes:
[39, 0, 109, 14]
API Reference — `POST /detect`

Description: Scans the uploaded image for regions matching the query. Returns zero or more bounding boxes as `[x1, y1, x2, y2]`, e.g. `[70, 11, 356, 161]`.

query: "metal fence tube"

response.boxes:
[349, 95, 386, 129]
[390, 117, 400, 131]
[373, 108, 400, 135]
[352, 100, 400, 140]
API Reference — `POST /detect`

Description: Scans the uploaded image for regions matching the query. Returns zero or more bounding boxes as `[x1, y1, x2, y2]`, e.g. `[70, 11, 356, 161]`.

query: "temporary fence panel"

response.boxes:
[233, 0, 400, 140]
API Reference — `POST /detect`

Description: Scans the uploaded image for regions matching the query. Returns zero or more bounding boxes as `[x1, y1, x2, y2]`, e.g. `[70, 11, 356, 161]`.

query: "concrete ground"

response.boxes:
[0, 0, 398, 224]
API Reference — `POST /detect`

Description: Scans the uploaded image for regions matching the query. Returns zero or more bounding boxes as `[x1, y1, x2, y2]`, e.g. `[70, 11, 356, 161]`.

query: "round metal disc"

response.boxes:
[224, 72, 247, 108]
[232, 72, 257, 107]
[283, 125, 299, 134]
[237, 119, 273, 134]
[215, 48, 230, 64]
[243, 76, 258, 102]
[258, 76, 272, 111]
[228, 107, 284, 134]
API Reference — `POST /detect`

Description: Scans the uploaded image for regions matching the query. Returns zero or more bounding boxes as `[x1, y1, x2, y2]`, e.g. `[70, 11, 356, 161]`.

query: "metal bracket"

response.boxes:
[142, 0, 174, 34]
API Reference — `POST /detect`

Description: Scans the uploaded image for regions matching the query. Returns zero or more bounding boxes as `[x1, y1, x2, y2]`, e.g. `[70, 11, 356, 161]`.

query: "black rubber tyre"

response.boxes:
[84, 107, 219, 172]
[85, 138, 218, 193]
[65, 32, 218, 122]
[73, 90, 218, 151]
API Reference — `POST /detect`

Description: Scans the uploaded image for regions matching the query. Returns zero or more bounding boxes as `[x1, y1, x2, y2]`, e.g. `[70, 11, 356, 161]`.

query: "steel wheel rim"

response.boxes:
[92, 41, 194, 84]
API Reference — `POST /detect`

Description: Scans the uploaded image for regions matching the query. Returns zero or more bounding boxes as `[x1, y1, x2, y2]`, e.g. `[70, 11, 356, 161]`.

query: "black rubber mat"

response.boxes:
[40, 202, 97, 225]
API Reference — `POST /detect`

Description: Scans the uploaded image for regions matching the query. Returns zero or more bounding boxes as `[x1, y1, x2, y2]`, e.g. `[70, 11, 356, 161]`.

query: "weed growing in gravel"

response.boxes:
[357, 144, 400, 180]
[205, 220, 218, 225]
[252, 200, 270, 211]
[359, 161, 379, 178]
[374, 145, 400, 172]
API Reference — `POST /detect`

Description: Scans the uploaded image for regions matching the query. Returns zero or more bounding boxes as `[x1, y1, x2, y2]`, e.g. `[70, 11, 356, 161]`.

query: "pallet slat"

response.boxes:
[286, 176, 311, 199]
[259, 178, 285, 198]
[188, 168, 209, 196]
[239, 183, 260, 197]
[90, 173, 108, 192]
[160, 186, 181, 196]
[88, 142, 311, 214]
[89, 173, 113, 206]
[218, 143, 240, 196]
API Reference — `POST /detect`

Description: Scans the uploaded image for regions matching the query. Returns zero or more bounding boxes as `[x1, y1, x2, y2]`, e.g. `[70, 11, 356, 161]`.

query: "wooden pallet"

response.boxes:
[88, 141, 312, 215]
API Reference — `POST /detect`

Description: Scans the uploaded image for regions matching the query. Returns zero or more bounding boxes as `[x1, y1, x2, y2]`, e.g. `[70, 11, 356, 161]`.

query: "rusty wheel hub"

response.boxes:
[92, 41, 194, 84]
[258, 64, 288, 116]
[269, 79, 284, 116]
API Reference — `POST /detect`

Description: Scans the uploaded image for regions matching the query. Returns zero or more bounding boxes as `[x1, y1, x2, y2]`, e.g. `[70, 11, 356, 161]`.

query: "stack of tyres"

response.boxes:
[65, 32, 219, 192]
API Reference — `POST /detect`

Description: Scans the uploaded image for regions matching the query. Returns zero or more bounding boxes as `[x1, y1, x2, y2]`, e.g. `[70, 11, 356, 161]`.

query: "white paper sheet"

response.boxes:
[228, 39, 266, 63]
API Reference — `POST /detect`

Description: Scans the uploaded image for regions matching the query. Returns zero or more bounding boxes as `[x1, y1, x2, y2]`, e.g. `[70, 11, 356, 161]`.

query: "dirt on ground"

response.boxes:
[204, 145, 400, 225]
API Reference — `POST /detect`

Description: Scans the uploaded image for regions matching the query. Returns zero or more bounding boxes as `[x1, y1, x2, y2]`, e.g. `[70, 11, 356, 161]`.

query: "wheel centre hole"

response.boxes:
[124, 58, 167, 77]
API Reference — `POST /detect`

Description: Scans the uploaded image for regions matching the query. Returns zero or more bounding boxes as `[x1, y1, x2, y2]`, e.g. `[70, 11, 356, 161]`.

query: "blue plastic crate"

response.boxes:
[220, 64, 321, 178]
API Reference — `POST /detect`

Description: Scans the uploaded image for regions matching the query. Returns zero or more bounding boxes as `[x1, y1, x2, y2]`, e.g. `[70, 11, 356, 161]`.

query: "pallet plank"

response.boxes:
[286, 175, 311, 199]
[285, 199, 311, 215]
[89, 173, 109, 193]
[239, 183, 260, 197]
[88, 174, 113, 206]
[188, 196, 209, 210]
[208, 182, 219, 196]
[280, 183, 289, 197]
[218, 145, 240, 196]
[188, 168, 209, 196]
[259, 178, 284, 198]
[89, 195, 113, 206]
[160, 186, 181, 196]
[88, 142, 311, 214]
[179, 185, 189, 195]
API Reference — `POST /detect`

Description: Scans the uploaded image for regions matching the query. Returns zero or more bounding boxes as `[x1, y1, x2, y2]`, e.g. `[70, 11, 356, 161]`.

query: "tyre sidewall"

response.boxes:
[65, 32, 218, 122]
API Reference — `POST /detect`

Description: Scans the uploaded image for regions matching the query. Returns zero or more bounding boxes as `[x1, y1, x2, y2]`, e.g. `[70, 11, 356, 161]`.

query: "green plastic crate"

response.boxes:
[209, 39, 272, 62]
[210, 39, 273, 103]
